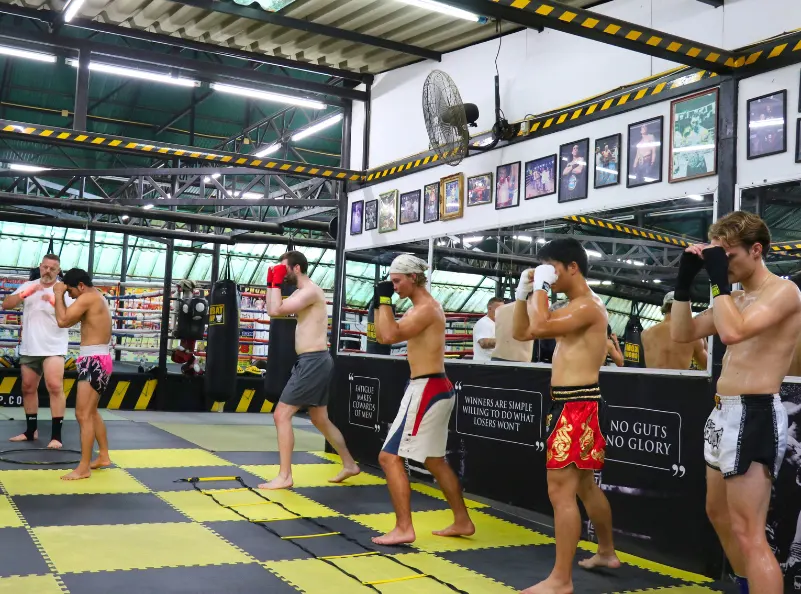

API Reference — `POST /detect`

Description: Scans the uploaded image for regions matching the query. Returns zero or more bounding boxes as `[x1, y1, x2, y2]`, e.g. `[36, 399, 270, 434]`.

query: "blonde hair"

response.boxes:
[410, 272, 427, 287]
[708, 211, 770, 256]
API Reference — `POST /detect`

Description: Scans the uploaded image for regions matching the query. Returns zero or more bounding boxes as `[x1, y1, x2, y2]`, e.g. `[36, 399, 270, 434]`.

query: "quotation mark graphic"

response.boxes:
[374, 424, 380, 433]
[534, 441, 545, 452]
[671, 464, 686, 477]
[349, 373, 354, 381]
[454, 382, 462, 391]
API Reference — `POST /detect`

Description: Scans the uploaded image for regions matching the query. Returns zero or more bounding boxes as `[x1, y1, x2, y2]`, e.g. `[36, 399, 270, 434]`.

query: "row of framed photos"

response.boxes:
[351, 88, 721, 235]
[746, 88, 801, 161]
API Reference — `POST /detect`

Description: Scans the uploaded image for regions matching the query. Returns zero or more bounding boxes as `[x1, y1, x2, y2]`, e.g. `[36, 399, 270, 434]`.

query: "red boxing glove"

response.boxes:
[266, 267, 274, 286]
[42, 294, 55, 306]
[270, 264, 288, 288]
[19, 284, 40, 299]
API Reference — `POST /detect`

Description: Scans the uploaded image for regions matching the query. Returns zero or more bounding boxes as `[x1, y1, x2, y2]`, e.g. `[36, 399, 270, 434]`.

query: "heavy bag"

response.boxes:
[623, 314, 645, 368]
[203, 279, 240, 404]
[264, 282, 297, 403]
[365, 301, 392, 355]
[175, 296, 208, 341]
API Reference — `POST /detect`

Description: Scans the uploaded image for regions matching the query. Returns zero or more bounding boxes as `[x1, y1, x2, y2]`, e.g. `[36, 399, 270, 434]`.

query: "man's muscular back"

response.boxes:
[642, 321, 698, 370]
[405, 296, 446, 378]
[551, 294, 608, 386]
[79, 290, 112, 346]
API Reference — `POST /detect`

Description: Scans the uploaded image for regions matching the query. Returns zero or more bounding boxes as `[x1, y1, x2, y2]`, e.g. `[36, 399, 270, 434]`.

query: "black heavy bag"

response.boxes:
[365, 301, 393, 355]
[264, 282, 297, 403]
[623, 311, 645, 368]
[175, 296, 209, 341]
[203, 279, 240, 405]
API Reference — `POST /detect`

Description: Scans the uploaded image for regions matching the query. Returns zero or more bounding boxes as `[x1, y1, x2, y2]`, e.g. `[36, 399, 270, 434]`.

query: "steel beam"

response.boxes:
[73, 51, 90, 131]
[0, 121, 363, 181]
[174, 0, 441, 63]
[439, 0, 740, 72]
[113, 198, 338, 207]
[155, 91, 214, 136]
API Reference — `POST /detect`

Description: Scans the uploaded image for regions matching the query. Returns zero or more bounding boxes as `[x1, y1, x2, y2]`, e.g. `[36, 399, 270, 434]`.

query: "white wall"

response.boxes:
[737, 64, 801, 189]
[346, 95, 718, 251]
[354, 0, 801, 170]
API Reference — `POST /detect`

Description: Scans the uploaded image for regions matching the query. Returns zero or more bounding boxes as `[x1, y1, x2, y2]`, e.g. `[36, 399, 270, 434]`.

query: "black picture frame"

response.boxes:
[594, 133, 622, 189]
[669, 89, 718, 183]
[423, 183, 440, 223]
[627, 116, 663, 188]
[467, 173, 493, 206]
[364, 199, 378, 231]
[524, 155, 557, 199]
[349, 200, 363, 235]
[747, 90, 787, 160]
[399, 190, 421, 225]
[495, 162, 521, 210]
[558, 139, 590, 203]
[796, 118, 801, 164]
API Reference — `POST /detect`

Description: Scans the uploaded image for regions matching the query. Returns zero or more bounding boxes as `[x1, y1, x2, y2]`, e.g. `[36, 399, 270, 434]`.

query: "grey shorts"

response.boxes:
[19, 355, 63, 376]
[279, 351, 333, 408]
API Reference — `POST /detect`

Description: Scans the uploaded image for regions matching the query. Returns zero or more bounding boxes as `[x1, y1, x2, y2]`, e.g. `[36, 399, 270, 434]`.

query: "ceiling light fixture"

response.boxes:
[66, 59, 198, 87]
[254, 143, 282, 158]
[0, 45, 56, 63]
[211, 82, 326, 110]
[648, 206, 713, 217]
[120, 215, 130, 221]
[585, 249, 603, 259]
[292, 113, 344, 142]
[142, 204, 155, 210]
[63, 0, 85, 22]
[8, 163, 47, 172]
[686, 194, 705, 201]
[395, 0, 483, 22]
[536, 237, 547, 244]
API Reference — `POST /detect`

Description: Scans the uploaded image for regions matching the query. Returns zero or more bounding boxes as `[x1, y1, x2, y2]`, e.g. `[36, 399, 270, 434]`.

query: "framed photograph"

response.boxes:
[525, 155, 557, 199]
[378, 189, 398, 233]
[558, 139, 590, 203]
[627, 116, 663, 188]
[796, 119, 801, 163]
[364, 199, 378, 231]
[495, 162, 520, 210]
[467, 173, 493, 207]
[349, 200, 363, 235]
[747, 90, 787, 160]
[423, 183, 440, 223]
[440, 173, 464, 221]
[594, 134, 621, 189]
[670, 89, 718, 183]
[399, 190, 421, 225]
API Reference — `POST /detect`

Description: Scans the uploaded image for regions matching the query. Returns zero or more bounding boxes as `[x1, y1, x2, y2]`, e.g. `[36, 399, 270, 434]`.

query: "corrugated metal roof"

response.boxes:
[13, 0, 597, 73]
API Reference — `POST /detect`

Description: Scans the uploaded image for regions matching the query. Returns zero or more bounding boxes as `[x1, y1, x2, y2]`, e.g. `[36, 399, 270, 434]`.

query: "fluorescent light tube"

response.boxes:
[66, 59, 197, 87]
[254, 143, 281, 158]
[63, 0, 85, 23]
[8, 163, 47, 172]
[0, 45, 56, 63]
[396, 0, 480, 22]
[292, 114, 343, 141]
[211, 83, 325, 110]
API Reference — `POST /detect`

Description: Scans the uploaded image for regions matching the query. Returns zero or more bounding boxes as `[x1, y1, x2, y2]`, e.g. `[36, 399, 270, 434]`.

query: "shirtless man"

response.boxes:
[512, 237, 619, 594]
[606, 326, 624, 367]
[633, 123, 657, 182]
[373, 254, 475, 545]
[671, 211, 801, 594]
[54, 269, 113, 480]
[491, 302, 534, 363]
[3, 255, 69, 448]
[642, 292, 708, 370]
[259, 250, 359, 490]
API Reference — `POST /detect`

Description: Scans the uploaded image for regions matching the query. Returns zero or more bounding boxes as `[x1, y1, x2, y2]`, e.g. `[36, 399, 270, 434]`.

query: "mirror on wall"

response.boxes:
[741, 181, 801, 377]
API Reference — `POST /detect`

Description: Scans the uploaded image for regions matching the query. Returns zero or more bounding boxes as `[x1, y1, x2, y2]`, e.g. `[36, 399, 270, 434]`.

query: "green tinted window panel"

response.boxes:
[461, 289, 499, 313]
[93, 246, 123, 275]
[188, 255, 212, 282]
[172, 252, 196, 279]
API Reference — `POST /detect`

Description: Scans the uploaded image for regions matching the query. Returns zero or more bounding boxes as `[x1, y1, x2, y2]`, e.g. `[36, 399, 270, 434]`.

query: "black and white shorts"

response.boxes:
[703, 394, 787, 480]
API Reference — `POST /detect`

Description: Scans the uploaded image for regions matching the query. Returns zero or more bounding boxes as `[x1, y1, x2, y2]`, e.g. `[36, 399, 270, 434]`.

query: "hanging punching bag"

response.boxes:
[264, 282, 297, 403]
[204, 261, 240, 406]
[623, 306, 645, 368]
[365, 301, 393, 355]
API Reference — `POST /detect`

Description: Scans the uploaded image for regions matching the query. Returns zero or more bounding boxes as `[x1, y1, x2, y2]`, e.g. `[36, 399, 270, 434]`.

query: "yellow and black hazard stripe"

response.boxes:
[0, 119, 363, 182]
[210, 387, 276, 413]
[490, 0, 742, 71]
[563, 215, 695, 248]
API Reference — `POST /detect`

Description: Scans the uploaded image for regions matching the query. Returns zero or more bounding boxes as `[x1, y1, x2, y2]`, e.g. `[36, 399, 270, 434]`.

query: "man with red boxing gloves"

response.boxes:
[259, 250, 360, 490]
[671, 211, 801, 594]
[2, 254, 70, 449]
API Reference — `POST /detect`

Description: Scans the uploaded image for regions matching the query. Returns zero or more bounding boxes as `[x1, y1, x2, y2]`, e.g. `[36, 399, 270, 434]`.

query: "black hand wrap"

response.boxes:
[703, 246, 732, 298]
[373, 281, 394, 309]
[674, 251, 704, 302]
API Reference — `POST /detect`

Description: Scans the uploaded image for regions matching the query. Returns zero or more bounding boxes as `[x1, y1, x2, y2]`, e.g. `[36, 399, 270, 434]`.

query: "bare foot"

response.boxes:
[90, 456, 112, 469]
[9, 430, 36, 442]
[328, 465, 361, 484]
[578, 553, 621, 570]
[371, 526, 416, 546]
[257, 476, 293, 490]
[61, 468, 91, 481]
[433, 520, 476, 538]
[519, 577, 573, 594]
[47, 439, 62, 449]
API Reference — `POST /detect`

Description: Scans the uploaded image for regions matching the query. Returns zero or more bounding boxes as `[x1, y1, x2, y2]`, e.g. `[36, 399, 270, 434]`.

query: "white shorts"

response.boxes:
[382, 373, 455, 464]
[704, 394, 787, 480]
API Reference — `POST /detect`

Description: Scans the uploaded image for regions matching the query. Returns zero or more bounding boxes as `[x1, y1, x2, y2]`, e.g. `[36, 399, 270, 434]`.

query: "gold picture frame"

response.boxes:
[439, 172, 464, 221]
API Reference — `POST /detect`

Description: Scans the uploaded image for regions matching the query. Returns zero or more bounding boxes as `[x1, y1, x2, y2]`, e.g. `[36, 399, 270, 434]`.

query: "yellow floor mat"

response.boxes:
[0, 574, 64, 593]
[0, 469, 148, 496]
[241, 464, 386, 488]
[109, 448, 231, 469]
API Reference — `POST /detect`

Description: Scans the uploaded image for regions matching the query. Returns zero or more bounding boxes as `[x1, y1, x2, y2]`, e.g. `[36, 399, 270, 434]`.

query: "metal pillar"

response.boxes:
[73, 50, 90, 131]
[87, 230, 96, 275]
[328, 102, 352, 359]
[115, 234, 128, 362]
[210, 243, 220, 286]
[362, 82, 371, 170]
[158, 239, 174, 380]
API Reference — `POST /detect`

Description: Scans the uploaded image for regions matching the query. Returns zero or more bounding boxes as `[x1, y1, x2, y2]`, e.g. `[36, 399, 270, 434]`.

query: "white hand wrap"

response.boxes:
[515, 269, 534, 302]
[533, 264, 557, 293]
